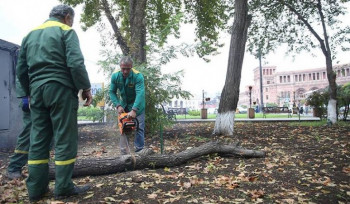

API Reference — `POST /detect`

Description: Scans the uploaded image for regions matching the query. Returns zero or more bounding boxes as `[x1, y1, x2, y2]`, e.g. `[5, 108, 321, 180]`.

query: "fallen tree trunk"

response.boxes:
[49, 141, 265, 179]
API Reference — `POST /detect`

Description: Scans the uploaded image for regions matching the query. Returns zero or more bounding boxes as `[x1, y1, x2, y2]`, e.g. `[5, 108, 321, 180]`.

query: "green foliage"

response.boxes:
[78, 106, 104, 122]
[266, 102, 278, 107]
[248, 1, 350, 59]
[60, 0, 231, 59]
[188, 110, 200, 116]
[96, 49, 192, 133]
[306, 91, 328, 108]
[337, 82, 350, 120]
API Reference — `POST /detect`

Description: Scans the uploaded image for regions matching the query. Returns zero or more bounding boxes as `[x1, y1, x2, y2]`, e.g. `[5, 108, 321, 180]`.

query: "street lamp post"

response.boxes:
[249, 86, 252, 108]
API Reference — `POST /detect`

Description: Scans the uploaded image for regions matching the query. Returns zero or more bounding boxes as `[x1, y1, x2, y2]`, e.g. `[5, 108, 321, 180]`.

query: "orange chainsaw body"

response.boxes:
[118, 113, 138, 134]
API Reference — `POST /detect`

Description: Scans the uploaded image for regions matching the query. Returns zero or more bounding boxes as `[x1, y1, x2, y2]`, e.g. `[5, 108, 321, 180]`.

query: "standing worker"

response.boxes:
[16, 4, 92, 202]
[6, 78, 31, 180]
[109, 56, 146, 154]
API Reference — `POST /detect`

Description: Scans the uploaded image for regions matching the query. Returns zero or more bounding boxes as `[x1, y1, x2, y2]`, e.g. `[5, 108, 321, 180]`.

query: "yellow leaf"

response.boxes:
[83, 193, 94, 199]
[164, 167, 170, 172]
[96, 183, 104, 188]
[104, 197, 116, 202]
[147, 193, 157, 199]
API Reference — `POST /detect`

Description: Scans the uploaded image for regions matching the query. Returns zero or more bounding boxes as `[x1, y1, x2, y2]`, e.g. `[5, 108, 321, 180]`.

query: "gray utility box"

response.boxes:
[0, 39, 22, 151]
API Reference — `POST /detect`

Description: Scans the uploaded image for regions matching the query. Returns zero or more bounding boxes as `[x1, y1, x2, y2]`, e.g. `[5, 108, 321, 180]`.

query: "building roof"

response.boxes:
[0, 39, 19, 53]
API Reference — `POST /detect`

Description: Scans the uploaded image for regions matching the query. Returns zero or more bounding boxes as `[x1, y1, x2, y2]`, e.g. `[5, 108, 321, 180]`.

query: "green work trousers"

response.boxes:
[26, 81, 79, 198]
[7, 110, 31, 173]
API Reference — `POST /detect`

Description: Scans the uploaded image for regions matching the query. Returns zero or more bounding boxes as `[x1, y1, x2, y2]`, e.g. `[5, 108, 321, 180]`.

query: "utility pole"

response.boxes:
[259, 47, 264, 108]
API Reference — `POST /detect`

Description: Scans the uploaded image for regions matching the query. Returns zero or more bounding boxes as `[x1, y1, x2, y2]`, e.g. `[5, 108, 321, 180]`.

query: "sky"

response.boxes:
[1, 0, 349, 99]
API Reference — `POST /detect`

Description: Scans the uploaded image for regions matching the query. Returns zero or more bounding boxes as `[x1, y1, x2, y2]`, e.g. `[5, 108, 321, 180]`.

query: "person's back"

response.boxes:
[18, 17, 88, 93]
[16, 4, 92, 202]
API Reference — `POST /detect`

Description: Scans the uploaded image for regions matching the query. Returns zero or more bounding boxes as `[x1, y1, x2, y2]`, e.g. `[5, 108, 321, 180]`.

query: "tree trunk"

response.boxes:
[326, 56, 337, 124]
[48, 141, 265, 179]
[214, 0, 252, 136]
[129, 0, 147, 64]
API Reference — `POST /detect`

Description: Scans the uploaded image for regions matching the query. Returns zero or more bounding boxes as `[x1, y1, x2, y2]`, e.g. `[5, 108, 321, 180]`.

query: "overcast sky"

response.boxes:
[1, 0, 349, 98]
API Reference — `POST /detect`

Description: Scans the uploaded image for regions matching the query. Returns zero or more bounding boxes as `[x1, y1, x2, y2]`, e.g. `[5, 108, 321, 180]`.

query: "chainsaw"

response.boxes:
[118, 113, 139, 155]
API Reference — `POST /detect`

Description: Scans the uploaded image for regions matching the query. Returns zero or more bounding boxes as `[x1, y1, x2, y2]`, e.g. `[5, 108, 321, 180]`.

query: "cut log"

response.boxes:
[49, 141, 265, 179]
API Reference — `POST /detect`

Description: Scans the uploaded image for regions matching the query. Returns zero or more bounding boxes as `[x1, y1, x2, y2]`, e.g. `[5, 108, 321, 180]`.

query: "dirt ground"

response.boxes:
[0, 121, 349, 203]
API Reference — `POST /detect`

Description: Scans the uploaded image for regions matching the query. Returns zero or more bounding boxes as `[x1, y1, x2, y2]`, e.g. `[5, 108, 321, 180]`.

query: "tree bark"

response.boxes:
[129, 0, 147, 64]
[214, 0, 252, 136]
[48, 141, 265, 179]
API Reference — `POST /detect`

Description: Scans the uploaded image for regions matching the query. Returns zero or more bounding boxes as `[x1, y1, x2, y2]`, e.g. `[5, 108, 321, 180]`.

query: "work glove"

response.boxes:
[22, 96, 30, 112]
[82, 88, 92, 106]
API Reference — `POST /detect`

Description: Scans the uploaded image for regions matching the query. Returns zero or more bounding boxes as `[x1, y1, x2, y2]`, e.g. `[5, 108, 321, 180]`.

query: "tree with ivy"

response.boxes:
[248, 0, 350, 124]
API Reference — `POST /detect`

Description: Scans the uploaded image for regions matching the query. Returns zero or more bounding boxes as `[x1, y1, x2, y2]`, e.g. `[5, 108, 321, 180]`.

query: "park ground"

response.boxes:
[0, 121, 349, 203]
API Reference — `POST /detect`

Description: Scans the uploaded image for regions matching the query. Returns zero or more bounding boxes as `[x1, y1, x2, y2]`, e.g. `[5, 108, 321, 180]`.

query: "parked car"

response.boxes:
[237, 107, 248, 114]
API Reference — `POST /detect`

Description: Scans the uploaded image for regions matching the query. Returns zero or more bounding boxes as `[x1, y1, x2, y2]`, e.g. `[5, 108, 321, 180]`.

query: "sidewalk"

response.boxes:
[175, 116, 320, 123]
[78, 116, 321, 126]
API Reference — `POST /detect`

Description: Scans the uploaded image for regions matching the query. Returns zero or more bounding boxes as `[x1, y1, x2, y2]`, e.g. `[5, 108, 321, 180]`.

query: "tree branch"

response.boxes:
[101, 0, 130, 55]
[278, 0, 328, 57]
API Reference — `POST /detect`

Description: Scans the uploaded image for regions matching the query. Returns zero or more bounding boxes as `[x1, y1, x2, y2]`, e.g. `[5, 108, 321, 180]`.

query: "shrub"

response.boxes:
[188, 110, 200, 116]
[78, 106, 104, 122]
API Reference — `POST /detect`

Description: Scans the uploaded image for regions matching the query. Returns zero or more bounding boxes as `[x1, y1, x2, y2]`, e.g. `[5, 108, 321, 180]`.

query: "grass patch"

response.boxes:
[289, 120, 350, 127]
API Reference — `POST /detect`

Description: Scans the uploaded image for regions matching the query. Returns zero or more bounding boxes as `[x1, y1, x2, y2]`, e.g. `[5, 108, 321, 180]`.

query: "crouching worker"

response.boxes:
[109, 56, 146, 155]
[16, 4, 92, 202]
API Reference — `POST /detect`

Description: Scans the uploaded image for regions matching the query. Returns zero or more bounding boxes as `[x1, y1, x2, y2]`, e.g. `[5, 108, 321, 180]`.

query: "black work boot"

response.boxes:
[54, 185, 91, 199]
[29, 187, 50, 203]
[6, 171, 22, 180]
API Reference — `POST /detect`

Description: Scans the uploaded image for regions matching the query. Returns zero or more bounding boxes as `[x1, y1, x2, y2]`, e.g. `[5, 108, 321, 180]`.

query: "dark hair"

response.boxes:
[49, 4, 75, 20]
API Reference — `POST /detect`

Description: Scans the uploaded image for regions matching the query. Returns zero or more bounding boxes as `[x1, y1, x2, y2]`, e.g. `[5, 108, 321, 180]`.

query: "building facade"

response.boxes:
[248, 63, 350, 107]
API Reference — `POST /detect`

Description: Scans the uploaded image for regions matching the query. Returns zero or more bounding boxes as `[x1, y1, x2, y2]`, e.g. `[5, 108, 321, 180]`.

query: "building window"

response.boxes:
[299, 74, 301, 82]
[323, 72, 326, 79]
[169, 101, 172, 107]
[295, 75, 298, 82]
[303, 74, 305, 81]
[263, 69, 265, 75]
[288, 76, 290, 82]
[309, 73, 312, 80]
[180, 101, 183, 108]
[313, 73, 316, 80]
[267, 80, 270, 84]
[280, 76, 282, 83]
[175, 100, 178, 107]
[284, 76, 286, 83]
[337, 70, 341, 77]
[347, 68, 350, 76]
[266, 88, 268, 92]
[270, 69, 272, 75]
[266, 95, 269, 100]
[317, 73, 320, 80]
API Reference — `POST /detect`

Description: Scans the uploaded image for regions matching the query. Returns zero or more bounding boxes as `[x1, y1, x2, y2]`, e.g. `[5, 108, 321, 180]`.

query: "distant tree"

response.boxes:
[248, 0, 350, 124]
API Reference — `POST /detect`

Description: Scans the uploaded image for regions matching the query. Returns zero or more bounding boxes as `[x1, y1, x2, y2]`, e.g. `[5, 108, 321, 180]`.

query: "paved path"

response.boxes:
[78, 116, 321, 125]
[175, 117, 320, 123]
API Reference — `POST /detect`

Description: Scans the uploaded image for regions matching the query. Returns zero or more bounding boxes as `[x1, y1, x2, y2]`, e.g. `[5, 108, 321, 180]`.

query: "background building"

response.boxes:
[249, 63, 350, 107]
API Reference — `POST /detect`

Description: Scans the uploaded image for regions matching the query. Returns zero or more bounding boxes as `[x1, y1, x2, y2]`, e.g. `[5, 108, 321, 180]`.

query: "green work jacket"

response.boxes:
[109, 68, 145, 116]
[16, 17, 91, 96]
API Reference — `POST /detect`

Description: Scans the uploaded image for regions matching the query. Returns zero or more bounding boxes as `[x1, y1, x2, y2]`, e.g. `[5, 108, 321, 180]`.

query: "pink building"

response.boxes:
[239, 63, 350, 107]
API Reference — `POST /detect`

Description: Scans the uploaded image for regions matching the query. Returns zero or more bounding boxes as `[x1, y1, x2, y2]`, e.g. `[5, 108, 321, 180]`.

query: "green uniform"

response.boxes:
[16, 18, 91, 198]
[109, 68, 145, 115]
[7, 78, 31, 174]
